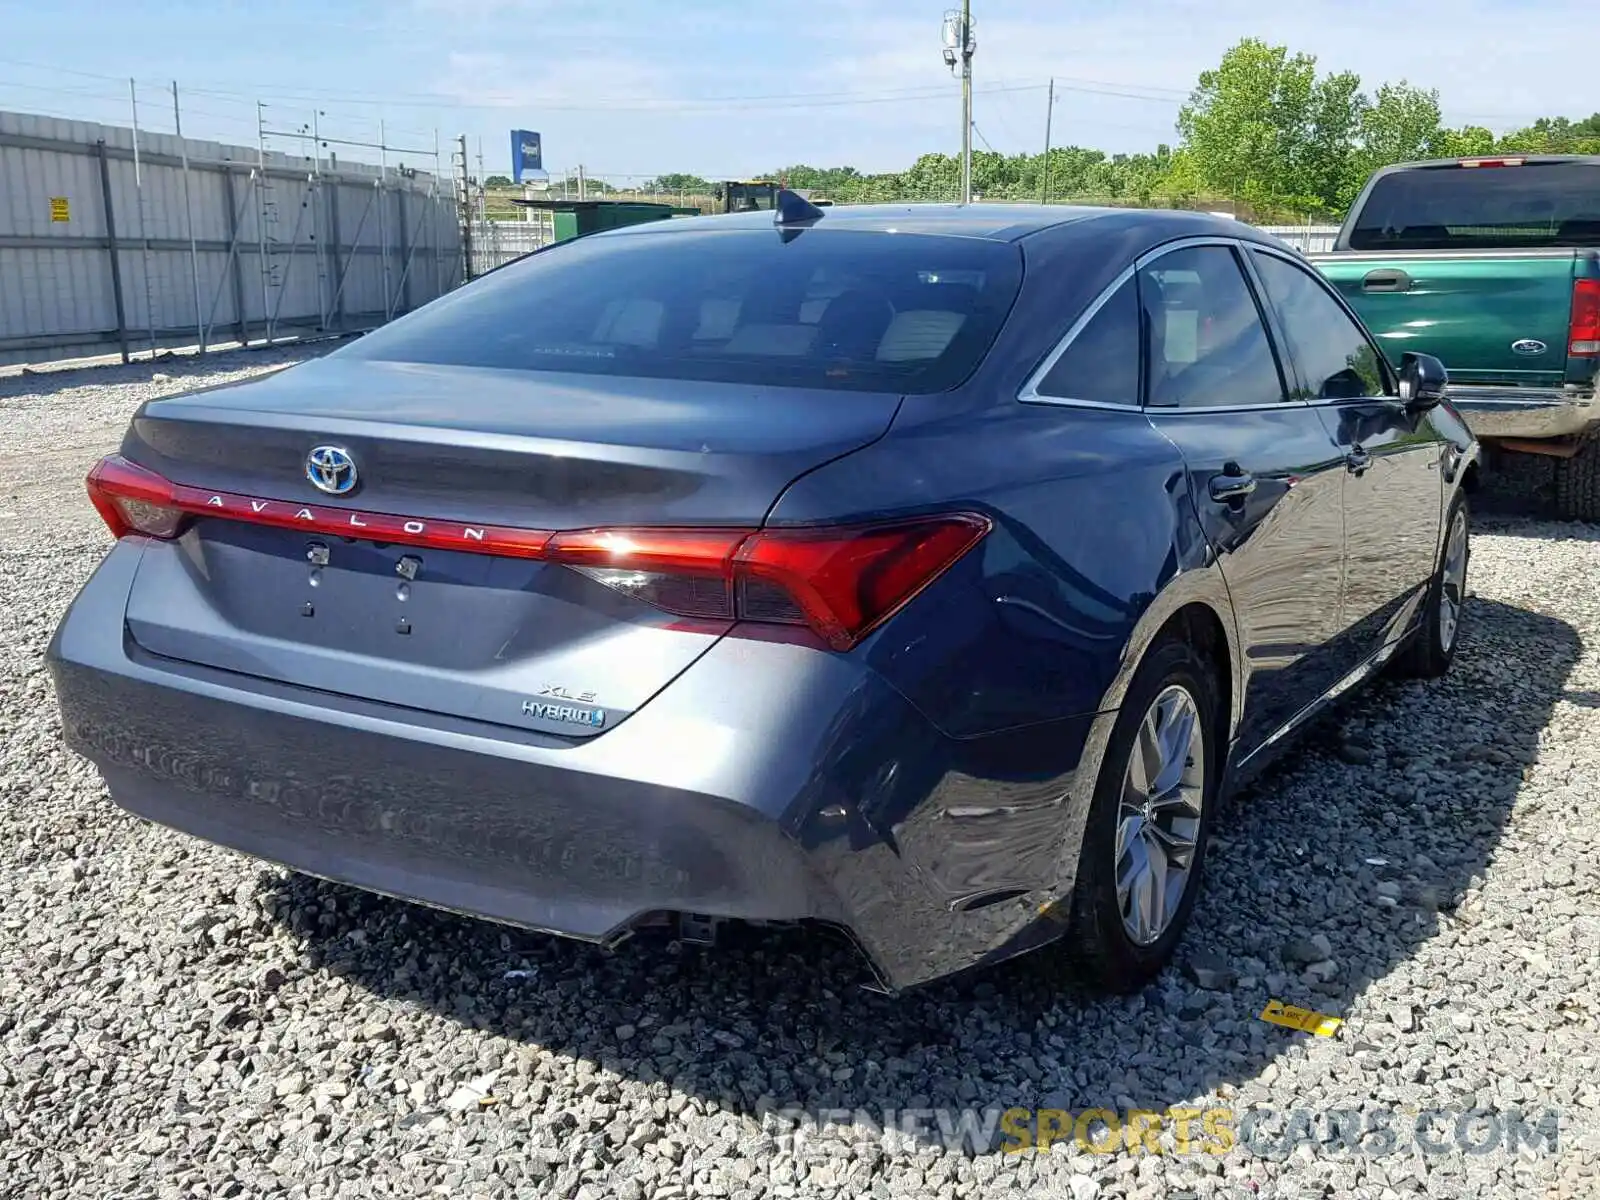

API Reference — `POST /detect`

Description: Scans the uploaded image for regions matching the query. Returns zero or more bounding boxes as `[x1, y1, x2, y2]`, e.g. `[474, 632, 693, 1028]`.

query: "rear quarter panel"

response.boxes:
[770, 401, 1225, 741]
[764, 394, 1238, 984]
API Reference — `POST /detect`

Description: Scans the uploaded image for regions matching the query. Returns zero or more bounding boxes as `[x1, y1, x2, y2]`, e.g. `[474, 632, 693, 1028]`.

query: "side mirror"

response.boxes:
[1397, 351, 1448, 411]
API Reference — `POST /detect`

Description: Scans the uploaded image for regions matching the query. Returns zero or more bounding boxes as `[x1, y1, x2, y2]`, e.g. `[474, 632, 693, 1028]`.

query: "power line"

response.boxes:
[0, 54, 1569, 132]
[175, 81, 1057, 114]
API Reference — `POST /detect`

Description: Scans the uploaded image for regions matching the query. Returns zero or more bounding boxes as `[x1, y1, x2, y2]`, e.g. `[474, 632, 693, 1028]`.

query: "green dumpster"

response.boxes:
[508, 198, 694, 243]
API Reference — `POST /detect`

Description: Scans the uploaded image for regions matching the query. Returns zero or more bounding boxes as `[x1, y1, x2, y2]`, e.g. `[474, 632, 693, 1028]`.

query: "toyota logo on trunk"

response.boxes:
[305, 446, 358, 495]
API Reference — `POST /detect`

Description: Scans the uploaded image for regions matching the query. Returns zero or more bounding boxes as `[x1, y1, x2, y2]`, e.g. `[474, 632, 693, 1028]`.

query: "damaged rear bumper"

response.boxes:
[48, 541, 1103, 990]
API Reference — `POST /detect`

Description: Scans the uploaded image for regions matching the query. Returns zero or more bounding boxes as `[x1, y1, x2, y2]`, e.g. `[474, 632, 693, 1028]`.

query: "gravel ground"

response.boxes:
[3, 349, 1599, 1200]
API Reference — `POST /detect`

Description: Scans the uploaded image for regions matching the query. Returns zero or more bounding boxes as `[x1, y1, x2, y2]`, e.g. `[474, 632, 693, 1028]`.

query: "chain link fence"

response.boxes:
[463, 195, 1341, 276]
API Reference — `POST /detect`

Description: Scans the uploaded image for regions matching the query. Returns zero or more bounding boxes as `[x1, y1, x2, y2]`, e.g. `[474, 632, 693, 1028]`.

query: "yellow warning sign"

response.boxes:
[1260, 999, 1344, 1037]
[49, 197, 70, 222]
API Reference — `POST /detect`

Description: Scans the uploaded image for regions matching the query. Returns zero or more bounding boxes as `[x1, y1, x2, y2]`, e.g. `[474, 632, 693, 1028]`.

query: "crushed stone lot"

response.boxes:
[3, 348, 1599, 1200]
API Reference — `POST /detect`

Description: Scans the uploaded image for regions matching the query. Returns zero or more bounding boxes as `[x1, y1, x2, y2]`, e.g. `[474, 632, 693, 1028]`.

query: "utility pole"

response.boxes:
[959, 0, 973, 204]
[941, 6, 977, 204]
[1040, 78, 1055, 205]
[455, 134, 473, 282]
[476, 140, 487, 221]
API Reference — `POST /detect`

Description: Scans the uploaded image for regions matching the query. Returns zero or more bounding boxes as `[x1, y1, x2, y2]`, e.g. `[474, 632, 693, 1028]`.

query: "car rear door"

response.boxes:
[1134, 240, 1350, 760]
[1248, 245, 1445, 667]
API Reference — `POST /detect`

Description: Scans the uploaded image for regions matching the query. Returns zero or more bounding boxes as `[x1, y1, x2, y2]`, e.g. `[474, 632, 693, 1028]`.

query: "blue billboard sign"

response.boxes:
[511, 130, 543, 183]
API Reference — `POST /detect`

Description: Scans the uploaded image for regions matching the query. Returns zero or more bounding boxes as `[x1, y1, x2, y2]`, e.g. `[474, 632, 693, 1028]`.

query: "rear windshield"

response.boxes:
[1349, 161, 1600, 250]
[339, 227, 1023, 393]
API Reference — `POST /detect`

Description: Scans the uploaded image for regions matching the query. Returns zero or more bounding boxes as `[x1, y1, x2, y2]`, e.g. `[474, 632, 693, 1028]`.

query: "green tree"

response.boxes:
[899, 152, 962, 200]
[1290, 69, 1365, 212]
[1177, 38, 1372, 216]
[1152, 148, 1203, 203]
[772, 165, 866, 196]
[640, 172, 712, 193]
[483, 174, 512, 188]
[1497, 114, 1600, 155]
[592, 49, 1600, 222]
[1435, 125, 1498, 159]
[1340, 81, 1449, 205]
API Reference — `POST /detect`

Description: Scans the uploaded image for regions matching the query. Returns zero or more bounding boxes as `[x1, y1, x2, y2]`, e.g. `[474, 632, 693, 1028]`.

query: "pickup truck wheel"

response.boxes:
[1555, 431, 1600, 522]
[1393, 495, 1468, 679]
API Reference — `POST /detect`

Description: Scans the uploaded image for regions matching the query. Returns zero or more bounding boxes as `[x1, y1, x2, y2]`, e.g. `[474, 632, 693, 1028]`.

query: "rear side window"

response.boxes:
[1349, 161, 1600, 250]
[1138, 246, 1286, 409]
[1251, 251, 1389, 400]
[338, 228, 1023, 394]
[1035, 278, 1140, 404]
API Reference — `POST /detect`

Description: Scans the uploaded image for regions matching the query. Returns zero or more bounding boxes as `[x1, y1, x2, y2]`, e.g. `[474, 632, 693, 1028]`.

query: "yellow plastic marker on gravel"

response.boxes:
[1260, 999, 1344, 1037]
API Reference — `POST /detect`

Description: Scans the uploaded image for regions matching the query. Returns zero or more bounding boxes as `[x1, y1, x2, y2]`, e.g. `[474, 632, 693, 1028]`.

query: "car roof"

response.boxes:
[606, 202, 1272, 248]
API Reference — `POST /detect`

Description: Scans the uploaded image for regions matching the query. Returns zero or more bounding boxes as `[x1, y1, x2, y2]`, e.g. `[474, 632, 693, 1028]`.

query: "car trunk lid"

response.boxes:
[116, 357, 902, 736]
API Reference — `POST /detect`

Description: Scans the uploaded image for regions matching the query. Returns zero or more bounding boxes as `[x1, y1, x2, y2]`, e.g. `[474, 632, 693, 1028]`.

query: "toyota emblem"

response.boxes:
[305, 445, 358, 495]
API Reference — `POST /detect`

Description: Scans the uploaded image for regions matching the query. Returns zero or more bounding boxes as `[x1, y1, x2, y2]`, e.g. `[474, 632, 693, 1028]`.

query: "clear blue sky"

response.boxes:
[2, 0, 1593, 184]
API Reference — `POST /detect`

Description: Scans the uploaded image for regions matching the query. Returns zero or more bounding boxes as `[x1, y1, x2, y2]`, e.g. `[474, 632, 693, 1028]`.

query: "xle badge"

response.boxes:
[521, 700, 606, 728]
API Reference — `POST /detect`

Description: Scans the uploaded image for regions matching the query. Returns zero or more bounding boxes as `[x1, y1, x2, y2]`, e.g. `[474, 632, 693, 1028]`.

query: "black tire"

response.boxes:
[1555, 432, 1600, 522]
[1393, 493, 1469, 679]
[1064, 635, 1221, 994]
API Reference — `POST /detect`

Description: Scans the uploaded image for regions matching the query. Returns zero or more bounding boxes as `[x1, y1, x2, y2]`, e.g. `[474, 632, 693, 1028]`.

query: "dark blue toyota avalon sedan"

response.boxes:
[48, 197, 1477, 993]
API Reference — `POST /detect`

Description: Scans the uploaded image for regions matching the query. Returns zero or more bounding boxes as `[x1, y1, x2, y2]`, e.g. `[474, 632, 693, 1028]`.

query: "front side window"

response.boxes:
[1034, 277, 1140, 405]
[1138, 246, 1286, 409]
[338, 228, 1024, 395]
[1251, 250, 1389, 400]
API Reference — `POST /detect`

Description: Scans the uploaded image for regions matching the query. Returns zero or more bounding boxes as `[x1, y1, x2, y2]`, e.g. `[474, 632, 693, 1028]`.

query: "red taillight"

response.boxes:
[83, 454, 991, 652]
[551, 514, 992, 649]
[546, 527, 749, 622]
[1571, 278, 1600, 357]
[736, 516, 991, 649]
[86, 455, 188, 540]
[1458, 157, 1524, 168]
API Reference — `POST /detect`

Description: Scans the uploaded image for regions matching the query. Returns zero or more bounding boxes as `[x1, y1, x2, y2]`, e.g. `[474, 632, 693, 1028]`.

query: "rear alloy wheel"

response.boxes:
[1066, 636, 1219, 993]
[1116, 684, 1206, 945]
[1393, 496, 1468, 679]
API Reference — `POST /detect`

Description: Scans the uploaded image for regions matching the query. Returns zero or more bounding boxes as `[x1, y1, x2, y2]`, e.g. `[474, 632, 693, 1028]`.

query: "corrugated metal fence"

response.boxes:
[1256, 225, 1342, 254]
[466, 217, 551, 278]
[0, 109, 462, 367]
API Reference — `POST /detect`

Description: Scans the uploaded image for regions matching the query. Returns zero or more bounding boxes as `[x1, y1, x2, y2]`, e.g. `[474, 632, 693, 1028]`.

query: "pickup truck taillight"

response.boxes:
[1572, 279, 1600, 357]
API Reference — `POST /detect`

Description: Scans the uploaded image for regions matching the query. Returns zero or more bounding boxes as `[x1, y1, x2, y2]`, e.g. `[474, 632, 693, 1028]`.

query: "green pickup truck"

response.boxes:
[1311, 155, 1600, 518]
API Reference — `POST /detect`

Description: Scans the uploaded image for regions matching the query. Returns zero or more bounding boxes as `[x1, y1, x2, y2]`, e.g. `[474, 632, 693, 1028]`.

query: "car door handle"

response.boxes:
[1345, 448, 1372, 475]
[1208, 469, 1257, 503]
